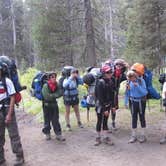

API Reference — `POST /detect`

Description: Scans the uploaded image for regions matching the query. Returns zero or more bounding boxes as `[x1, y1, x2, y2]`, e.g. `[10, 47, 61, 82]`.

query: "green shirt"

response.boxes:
[42, 83, 62, 102]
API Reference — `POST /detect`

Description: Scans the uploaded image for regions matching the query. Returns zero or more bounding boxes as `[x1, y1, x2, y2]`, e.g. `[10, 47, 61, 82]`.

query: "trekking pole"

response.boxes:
[87, 107, 90, 123]
[21, 95, 25, 112]
[147, 99, 150, 112]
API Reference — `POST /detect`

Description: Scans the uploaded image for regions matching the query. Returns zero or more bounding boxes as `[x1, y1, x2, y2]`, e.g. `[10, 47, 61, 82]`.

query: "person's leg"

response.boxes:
[42, 104, 51, 140]
[95, 110, 102, 146]
[111, 111, 116, 128]
[7, 111, 24, 165]
[65, 105, 71, 130]
[111, 93, 119, 129]
[51, 104, 65, 141]
[138, 100, 147, 143]
[73, 104, 83, 128]
[129, 101, 138, 143]
[103, 112, 114, 145]
[0, 111, 6, 164]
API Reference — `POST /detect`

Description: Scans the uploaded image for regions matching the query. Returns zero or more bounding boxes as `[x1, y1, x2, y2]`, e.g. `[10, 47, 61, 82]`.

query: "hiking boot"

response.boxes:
[14, 156, 24, 166]
[66, 124, 72, 131]
[128, 136, 137, 143]
[103, 137, 114, 146]
[94, 137, 102, 146]
[138, 135, 147, 143]
[56, 135, 66, 142]
[78, 121, 84, 128]
[45, 133, 51, 140]
[160, 137, 166, 144]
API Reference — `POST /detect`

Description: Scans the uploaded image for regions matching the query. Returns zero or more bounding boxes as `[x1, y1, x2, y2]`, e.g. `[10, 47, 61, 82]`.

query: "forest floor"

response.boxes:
[4, 105, 166, 166]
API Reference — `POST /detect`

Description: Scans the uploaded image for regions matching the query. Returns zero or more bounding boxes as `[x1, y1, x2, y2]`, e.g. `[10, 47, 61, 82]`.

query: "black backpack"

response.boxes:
[58, 66, 75, 91]
[159, 73, 166, 85]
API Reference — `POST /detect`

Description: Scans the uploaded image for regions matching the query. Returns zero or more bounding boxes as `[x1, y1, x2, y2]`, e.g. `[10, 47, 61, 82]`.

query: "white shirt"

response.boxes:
[0, 78, 16, 101]
[162, 82, 166, 99]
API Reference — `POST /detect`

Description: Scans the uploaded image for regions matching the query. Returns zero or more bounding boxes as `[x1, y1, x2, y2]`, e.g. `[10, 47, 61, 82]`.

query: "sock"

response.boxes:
[141, 128, 145, 136]
[131, 128, 137, 137]
[97, 132, 101, 138]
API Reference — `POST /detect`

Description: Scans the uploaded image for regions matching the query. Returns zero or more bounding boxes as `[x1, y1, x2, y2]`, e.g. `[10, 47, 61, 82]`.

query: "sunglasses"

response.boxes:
[105, 71, 113, 74]
[50, 75, 56, 78]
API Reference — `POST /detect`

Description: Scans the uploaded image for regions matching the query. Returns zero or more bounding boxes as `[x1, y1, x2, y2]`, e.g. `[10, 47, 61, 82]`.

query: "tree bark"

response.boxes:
[84, 0, 96, 67]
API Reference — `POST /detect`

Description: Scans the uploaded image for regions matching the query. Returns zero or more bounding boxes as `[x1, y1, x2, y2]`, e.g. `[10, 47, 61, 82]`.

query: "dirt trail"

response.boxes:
[4, 108, 166, 166]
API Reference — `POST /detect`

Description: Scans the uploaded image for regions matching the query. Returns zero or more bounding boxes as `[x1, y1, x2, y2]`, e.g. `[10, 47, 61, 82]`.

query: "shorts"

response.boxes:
[64, 95, 79, 106]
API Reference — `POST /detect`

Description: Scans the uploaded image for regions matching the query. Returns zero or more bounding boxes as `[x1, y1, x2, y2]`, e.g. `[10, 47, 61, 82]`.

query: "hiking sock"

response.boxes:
[97, 132, 101, 138]
[103, 130, 108, 138]
[141, 128, 145, 136]
[131, 128, 137, 137]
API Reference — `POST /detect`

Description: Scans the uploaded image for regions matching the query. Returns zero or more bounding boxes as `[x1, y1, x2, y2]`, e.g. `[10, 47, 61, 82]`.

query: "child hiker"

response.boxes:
[126, 70, 147, 143]
[94, 65, 115, 146]
[42, 72, 65, 141]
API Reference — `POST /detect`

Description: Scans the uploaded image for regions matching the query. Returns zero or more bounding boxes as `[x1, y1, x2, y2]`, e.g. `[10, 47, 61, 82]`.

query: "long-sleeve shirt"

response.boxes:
[128, 78, 148, 98]
[42, 83, 62, 102]
[63, 76, 83, 97]
[95, 78, 115, 107]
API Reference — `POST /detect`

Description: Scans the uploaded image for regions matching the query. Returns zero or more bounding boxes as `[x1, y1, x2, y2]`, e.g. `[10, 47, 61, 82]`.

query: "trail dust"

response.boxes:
[4, 107, 166, 166]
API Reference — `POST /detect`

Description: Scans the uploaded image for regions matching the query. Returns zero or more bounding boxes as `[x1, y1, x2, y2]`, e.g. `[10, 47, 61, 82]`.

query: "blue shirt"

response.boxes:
[63, 76, 83, 96]
[128, 78, 147, 98]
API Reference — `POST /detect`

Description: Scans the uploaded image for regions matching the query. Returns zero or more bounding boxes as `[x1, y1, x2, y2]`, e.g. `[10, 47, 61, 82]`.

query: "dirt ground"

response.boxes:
[4, 107, 166, 166]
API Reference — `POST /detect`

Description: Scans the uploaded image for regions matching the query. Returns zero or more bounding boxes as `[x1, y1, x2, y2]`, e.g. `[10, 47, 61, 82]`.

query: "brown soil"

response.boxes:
[4, 107, 166, 166]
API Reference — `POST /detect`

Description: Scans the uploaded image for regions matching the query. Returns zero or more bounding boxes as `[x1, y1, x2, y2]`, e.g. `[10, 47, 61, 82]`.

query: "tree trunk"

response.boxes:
[109, 0, 114, 60]
[84, 0, 96, 67]
[66, 0, 73, 66]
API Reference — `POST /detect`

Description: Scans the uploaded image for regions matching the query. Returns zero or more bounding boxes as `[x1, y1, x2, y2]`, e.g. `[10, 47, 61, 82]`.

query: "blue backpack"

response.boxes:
[0, 56, 25, 92]
[31, 72, 48, 100]
[143, 68, 160, 99]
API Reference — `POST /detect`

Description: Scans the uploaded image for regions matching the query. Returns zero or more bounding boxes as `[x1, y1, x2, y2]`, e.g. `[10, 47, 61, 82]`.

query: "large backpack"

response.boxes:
[0, 56, 26, 104]
[159, 73, 166, 85]
[82, 68, 102, 107]
[143, 68, 160, 99]
[58, 66, 75, 91]
[31, 72, 48, 100]
[131, 63, 160, 99]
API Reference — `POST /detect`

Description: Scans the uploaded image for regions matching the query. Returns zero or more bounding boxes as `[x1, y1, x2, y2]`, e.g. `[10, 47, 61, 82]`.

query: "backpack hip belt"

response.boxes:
[130, 96, 146, 102]
[0, 99, 10, 111]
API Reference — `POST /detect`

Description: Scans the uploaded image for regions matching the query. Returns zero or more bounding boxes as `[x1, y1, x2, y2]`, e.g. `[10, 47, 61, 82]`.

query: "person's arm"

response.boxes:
[42, 84, 62, 101]
[96, 80, 105, 105]
[134, 79, 147, 96]
[63, 77, 73, 88]
[5, 78, 16, 124]
[5, 95, 15, 124]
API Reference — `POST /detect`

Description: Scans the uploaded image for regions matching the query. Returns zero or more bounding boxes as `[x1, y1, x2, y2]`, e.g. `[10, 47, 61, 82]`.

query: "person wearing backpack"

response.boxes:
[126, 70, 148, 143]
[104, 59, 128, 130]
[42, 72, 65, 141]
[0, 64, 24, 166]
[63, 68, 84, 131]
[94, 65, 115, 146]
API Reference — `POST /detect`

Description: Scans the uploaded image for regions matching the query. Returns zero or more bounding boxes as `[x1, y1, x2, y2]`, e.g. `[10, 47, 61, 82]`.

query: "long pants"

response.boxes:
[42, 102, 62, 136]
[96, 105, 110, 132]
[0, 109, 24, 162]
[130, 99, 146, 129]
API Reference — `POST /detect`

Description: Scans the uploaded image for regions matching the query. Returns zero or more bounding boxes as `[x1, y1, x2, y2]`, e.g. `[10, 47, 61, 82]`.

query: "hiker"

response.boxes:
[105, 59, 128, 130]
[126, 70, 148, 143]
[63, 68, 84, 131]
[42, 72, 65, 141]
[160, 79, 166, 144]
[94, 65, 115, 146]
[0, 64, 24, 165]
